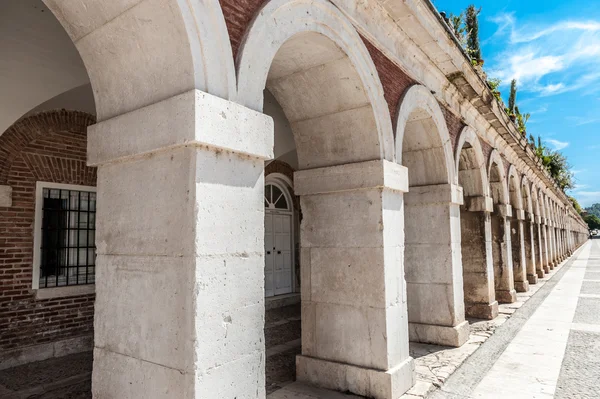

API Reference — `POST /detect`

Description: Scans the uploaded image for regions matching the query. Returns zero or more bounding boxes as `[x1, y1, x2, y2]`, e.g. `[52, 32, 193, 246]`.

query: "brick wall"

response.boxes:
[219, 0, 266, 59]
[0, 110, 97, 353]
[442, 105, 465, 152]
[362, 38, 417, 129]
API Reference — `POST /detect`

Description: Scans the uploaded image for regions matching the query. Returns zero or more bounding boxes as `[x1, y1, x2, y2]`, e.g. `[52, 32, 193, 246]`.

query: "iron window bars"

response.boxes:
[40, 188, 96, 288]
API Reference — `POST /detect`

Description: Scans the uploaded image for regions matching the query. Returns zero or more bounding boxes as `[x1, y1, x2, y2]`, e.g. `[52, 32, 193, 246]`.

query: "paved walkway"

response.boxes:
[436, 239, 600, 399]
[2, 243, 595, 399]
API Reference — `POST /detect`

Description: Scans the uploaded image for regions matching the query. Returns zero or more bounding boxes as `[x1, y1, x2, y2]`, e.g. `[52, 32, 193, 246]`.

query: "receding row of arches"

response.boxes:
[9, 1, 586, 398]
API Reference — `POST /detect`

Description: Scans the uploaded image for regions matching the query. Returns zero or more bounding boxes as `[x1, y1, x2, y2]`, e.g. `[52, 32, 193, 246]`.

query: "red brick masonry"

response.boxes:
[0, 110, 96, 353]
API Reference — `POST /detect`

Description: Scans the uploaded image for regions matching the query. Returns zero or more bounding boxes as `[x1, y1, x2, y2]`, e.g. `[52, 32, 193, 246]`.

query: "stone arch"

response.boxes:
[235, 1, 414, 394]
[506, 166, 527, 292]
[455, 126, 489, 198]
[518, 175, 537, 288]
[531, 185, 541, 217]
[455, 127, 497, 320]
[487, 150, 515, 303]
[236, 0, 394, 169]
[507, 165, 523, 211]
[44, 0, 236, 121]
[0, 110, 96, 185]
[399, 86, 467, 347]
[396, 85, 455, 186]
[521, 176, 533, 215]
[488, 150, 509, 205]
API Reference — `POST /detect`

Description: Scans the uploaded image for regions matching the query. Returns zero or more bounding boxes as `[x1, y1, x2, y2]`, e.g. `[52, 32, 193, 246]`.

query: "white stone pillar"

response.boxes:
[88, 90, 274, 398]
[550, 226, 558, 268]
[461, 196, 498, 320]
[510, 209, 529, 292]
[546, 222, 555, 270]
[294, 160, 415, 399]
[535, 216, 546, 279]
[404, 184, 469, 347]
[524, 212, 538, 285]
[540, 219, 550, 274]
[491, 205, 516, 303]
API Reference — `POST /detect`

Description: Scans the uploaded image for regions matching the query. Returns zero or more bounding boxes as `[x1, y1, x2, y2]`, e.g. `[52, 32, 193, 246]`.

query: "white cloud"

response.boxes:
[572, 191, 600, 207]
[510, 21, 600, 43]
[567, 116, 600, 126]
[546, 138, 569, 150]
[486, 14, 600, 98]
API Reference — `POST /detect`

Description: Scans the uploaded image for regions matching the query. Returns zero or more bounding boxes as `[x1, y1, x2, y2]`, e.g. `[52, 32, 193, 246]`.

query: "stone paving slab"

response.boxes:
[555, 330, 600, 399]
[573, 297, 600, 324]
[401, 255, 569, 399]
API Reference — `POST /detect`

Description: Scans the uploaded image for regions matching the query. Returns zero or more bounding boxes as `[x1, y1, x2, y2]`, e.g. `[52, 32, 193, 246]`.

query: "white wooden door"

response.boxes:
[264, 211, 293, 297]
[264, 212, 275, 297]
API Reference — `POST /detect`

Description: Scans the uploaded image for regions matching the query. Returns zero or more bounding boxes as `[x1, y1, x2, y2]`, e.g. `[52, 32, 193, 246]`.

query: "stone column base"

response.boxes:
[296, 355, 415, 399]
[408, 321, 470, 347]
[527, 274, 538, 285]
[496, 289, 517, 304]
[537, 269, 545, 279]
[543, 265, 551, 273]
[515, 281, 529, 292]
[549, 262, 556, 270]
[465, 301, 499, 320]
[514, 281, 529, 293]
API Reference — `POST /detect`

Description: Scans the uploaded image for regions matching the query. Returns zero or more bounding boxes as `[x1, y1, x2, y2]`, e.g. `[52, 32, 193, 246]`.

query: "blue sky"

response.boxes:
[433, 0, 600, 207]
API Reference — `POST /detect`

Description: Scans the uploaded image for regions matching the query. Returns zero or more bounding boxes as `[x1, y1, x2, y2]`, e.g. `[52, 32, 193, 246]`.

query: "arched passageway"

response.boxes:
[540, 193, 552, 273]
[531, 187, 546, 278]
[507, 167, 528, 293]
[238, 1, 413, 396]
[521, 178, 538, 285]
[455, 128, 497, 320]
[488, 152, 517, 304]
[397, 86, 468, 347]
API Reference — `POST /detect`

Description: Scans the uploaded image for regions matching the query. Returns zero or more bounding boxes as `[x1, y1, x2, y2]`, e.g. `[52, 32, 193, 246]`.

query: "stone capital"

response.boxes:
[403, 183, 463, 206]
[464, 195, 493, 212]
[514, 209, 525, 221]
[294, 160, 409, 195]
[495, 203, 512, 218]
[0, 185, 12, 207]
[87, 90, 274, 166]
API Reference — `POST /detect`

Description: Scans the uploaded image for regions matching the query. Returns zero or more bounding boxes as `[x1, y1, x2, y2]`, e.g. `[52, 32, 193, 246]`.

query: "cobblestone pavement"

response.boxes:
[402, 257, 567, 399]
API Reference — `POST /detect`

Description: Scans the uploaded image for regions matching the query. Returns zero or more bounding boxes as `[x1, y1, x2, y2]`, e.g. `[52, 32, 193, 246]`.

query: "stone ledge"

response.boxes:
[464, 195, 493, 212]
[88, 90, 274, 166]
[294, 160, 409, 195]
[0, 185, 12, 207]
[404, 183, 463, 206]
[34, 284, 95, 300]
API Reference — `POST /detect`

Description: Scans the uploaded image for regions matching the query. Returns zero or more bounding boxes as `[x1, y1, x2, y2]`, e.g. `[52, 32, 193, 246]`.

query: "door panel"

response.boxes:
[274, 214, 292, 295]
[264, 213, 274, 297]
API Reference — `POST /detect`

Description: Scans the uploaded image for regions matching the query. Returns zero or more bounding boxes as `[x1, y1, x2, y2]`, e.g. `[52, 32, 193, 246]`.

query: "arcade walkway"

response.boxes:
[0, 241, 594, 399]
[432, 238, 600, 399]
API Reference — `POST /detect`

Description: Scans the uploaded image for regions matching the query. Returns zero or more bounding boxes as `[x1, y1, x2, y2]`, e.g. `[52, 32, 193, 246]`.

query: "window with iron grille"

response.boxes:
[34, 183, 97, 288]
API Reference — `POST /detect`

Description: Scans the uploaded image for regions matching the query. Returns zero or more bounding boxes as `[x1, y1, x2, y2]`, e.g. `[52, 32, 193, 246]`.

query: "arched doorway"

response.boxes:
[264, 179, 295, 297]
[237, 0, 413, 396]
[396, 85, 469, 347]
[488, 152, 516, 303]
[455, 127, 497, 320]
[521, 178, 538, 285]
[507, 167, 528, 293]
